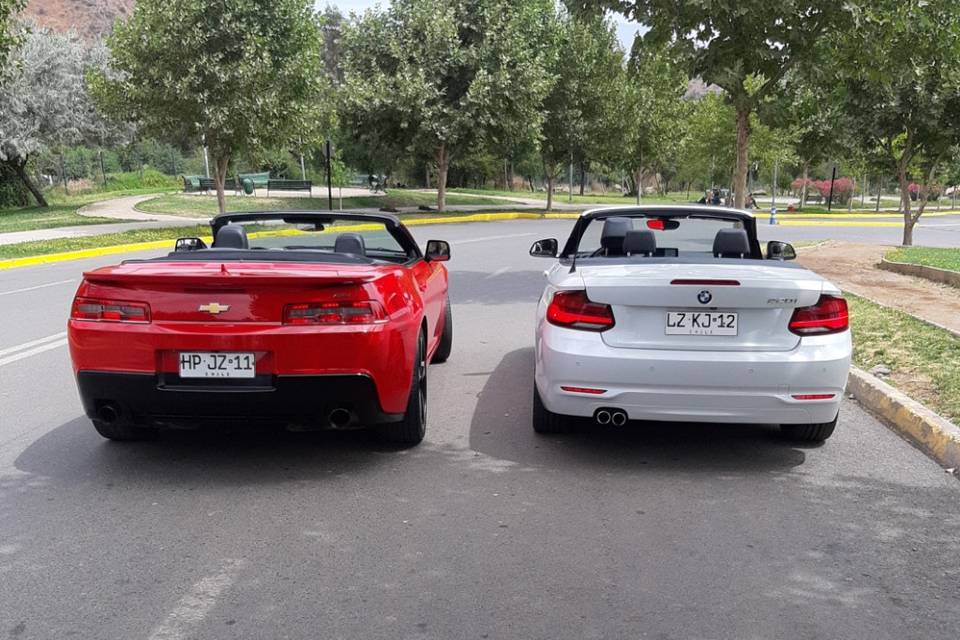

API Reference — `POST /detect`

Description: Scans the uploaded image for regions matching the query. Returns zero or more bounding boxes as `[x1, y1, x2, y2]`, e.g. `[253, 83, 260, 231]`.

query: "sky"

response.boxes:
[317, 1, 645, 51]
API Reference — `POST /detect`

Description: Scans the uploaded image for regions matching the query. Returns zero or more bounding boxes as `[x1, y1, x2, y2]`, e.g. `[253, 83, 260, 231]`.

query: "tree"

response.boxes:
[828, 0, 960, 245]
[676, 93, 736, 195]
[0, 0, 24, 71]
[538, 13, 624, 211]
[0, 28, 102, 206]
[619, 37, 689, 201]
[570, 1, 852, 208]
[92, 0, 333, 215]
[340, 0, 554, 211]
[761, 71, 847, 210]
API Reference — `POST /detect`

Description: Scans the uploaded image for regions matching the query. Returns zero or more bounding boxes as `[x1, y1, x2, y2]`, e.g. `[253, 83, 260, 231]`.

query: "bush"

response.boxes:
[0, 164, 31, 208]
[104, 168, 179, 190]
[813, 177, 855, 206]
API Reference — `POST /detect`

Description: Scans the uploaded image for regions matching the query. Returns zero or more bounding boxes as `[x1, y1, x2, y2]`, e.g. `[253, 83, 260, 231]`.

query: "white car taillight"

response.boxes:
[547, 290, 615, 331]
[789, 295, 849, 335]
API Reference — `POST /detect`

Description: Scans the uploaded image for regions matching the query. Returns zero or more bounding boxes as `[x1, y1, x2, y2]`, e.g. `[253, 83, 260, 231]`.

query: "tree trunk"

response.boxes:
[214, 154, 230, 215]
[546, 172, 555, 212]
[527, 175, 535, 193]
[425, 164, 431, 189]
[579, 161, 586, 196]
[897, 161, 913, 246]
[9, 158, 48, 207]
[634, 169, 642, 205]
[435, 144, 449, 212]
[734, 105, 751, 209]
[799, 161, 809, 211]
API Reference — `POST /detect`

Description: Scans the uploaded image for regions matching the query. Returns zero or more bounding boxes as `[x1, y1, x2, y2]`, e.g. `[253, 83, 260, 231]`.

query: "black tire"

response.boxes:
[780, 413, 838, 442]
[532, 385, 572, 434]
[432, 296, 453, 364]
[92, 419, 157, 441]
[378, 331, 427, 446]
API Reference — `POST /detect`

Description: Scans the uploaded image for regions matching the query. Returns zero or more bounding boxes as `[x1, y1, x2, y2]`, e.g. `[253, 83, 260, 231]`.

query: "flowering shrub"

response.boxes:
[813, 177, 855, 205]
[908, 182, 941, 201]
[791, 177, 812, 192]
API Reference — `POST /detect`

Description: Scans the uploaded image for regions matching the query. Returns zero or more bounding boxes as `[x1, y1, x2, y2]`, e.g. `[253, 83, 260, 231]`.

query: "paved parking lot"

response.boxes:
[1, 219, 959, 639]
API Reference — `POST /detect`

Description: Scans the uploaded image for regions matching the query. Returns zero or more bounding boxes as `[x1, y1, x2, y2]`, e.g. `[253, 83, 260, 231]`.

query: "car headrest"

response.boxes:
[712, 228, 751, 258]
[214, 224, 248, 249]
[334, 233, 366, 256]
[600, 217, 632, 254]
[623, 230, 657, 256]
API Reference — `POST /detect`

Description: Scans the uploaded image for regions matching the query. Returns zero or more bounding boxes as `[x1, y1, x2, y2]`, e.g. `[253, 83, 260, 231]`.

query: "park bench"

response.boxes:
[198, 177, 241, 195]
[182, 175, 203, 192]
[267, 179, 312, 195]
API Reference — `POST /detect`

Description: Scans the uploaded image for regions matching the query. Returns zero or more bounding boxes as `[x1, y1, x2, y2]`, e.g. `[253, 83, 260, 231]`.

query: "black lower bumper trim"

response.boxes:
[76, 371, 403, 429]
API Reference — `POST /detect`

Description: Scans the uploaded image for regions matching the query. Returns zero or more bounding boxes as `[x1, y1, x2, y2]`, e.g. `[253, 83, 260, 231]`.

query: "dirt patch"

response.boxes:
[798, 242, 960, 335]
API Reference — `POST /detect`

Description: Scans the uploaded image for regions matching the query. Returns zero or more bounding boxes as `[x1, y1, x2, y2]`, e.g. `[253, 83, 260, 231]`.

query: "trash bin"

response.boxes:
[241, 177, 254, 195]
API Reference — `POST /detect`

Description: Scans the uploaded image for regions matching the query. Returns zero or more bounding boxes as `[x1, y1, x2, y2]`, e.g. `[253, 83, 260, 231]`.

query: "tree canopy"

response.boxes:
[340, 0, 555, 210]
[92, 0, 334, 214]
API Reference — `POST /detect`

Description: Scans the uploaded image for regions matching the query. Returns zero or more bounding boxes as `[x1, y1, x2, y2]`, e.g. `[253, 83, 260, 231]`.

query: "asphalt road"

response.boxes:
[1, 219, 959, 640]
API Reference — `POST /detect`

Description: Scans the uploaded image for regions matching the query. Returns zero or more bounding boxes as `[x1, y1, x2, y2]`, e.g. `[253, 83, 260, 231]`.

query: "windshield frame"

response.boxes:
[559, 206, 762, 261]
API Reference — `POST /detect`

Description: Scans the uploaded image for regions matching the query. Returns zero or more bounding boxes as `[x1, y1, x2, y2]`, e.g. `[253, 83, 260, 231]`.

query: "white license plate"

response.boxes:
[179, 352, 256, 379]
[665, 311, 738, 336]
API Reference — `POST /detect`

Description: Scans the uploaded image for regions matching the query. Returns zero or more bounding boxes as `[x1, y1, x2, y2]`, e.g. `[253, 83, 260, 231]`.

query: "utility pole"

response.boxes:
[769, 159, 778, 224]
[325, 140, 333, 210]
[568, 156, 573, 204]
[202, 136, 210, 178]
[299, 136, 306, 180]
[827, 166, 837, 212]
[876, 178, 882, 212]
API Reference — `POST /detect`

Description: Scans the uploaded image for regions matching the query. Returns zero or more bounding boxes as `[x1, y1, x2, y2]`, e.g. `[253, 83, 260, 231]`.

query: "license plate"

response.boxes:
[665, 311, 738, 336]
[179, 352, 256, 379]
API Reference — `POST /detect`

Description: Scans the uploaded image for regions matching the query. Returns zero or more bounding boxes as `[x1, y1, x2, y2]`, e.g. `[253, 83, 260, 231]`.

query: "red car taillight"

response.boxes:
[547, 290, 615, 331]
[284, 301, 387, 325]
[789, 295, 848, 335]
[71, 297, 151, 323]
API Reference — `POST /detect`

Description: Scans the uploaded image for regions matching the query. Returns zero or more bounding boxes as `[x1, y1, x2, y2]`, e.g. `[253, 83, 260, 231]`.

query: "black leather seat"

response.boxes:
[712, 228, 751, 258]
[334, 233, 366, 256]
[623, 230, 657, 257]
[213, 224, 249, 249]
[599, 217, 631, 256]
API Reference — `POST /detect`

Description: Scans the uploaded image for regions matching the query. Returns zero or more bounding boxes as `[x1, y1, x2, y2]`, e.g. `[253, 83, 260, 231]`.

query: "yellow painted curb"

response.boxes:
[0, 211, 578, 271]
[775, 220, 905, 228]
[848, 367, 960, 471]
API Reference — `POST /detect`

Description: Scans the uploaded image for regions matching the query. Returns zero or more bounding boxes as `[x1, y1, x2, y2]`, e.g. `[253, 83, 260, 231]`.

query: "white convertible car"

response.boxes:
[529, 206, 852, 442]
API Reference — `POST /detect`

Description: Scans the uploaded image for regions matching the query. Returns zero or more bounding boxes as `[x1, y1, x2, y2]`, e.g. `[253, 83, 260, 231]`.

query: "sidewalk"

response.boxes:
[797, 242, 960, 335]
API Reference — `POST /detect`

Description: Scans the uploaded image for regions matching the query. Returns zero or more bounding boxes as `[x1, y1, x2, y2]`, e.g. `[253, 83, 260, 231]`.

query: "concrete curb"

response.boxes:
[0, 211, 581, 271]
[878, 257, 960, 288]
[847, 366, 960, 471]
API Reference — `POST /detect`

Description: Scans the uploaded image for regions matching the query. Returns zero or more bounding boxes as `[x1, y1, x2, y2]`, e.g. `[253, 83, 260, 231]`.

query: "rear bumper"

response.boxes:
[76, 371, 403, 429]
[535, 321, 851, 425]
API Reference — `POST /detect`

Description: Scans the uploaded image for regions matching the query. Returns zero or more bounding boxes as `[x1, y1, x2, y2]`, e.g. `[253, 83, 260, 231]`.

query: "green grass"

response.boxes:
[886, 246, 960, 273]
[849, 294, 960, 421]
[136, 191, 504, 218]
[0, 225, 211, 259]
[448, 187, 693, 205]
[0, 186, 178, 234]
[0, 209, 552, 260]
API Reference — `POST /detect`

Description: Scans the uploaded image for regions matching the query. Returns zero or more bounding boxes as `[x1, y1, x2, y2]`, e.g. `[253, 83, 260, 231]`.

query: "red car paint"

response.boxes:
[68, 225, 448, 423]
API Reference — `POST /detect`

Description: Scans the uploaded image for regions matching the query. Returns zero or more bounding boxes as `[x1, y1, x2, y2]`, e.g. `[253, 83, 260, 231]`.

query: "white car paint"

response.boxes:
[533, 207, 852, 426]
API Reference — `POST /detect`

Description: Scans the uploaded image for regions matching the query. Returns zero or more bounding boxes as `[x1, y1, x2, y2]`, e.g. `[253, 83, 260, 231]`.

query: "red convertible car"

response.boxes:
[68, 211, 452, 445]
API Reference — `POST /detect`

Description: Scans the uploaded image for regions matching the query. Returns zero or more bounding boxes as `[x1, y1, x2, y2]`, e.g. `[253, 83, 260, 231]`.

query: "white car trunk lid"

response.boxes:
[578, 262, 824, 352]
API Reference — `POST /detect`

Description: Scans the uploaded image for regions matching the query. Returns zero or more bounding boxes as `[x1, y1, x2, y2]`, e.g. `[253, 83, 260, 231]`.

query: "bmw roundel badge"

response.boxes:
[697, 290, 712, 305]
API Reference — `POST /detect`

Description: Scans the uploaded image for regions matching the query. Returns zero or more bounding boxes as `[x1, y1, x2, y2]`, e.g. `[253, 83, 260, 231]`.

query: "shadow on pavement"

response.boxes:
[468, 347, 807, 473]
[14, 417, 395, 486]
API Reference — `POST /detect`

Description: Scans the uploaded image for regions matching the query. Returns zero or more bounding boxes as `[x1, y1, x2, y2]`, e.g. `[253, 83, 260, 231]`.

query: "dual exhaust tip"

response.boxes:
[594, 408, 628, 427]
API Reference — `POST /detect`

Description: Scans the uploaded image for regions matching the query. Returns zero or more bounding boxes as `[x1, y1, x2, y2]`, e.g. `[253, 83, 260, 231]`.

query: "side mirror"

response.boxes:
[425, 239, 450, 262]
[529, 238, 559, 258]
[766, 240, 796, 261]
[174, 237, 207, 252]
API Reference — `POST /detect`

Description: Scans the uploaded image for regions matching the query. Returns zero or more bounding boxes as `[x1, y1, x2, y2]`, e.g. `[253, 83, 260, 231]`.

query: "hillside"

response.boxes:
[21, 0, 135, 39]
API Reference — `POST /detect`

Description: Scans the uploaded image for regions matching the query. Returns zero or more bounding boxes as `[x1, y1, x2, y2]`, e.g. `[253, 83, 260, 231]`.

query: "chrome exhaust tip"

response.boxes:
[595, 409, 611, 425]
[610, 410, 628, 427]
